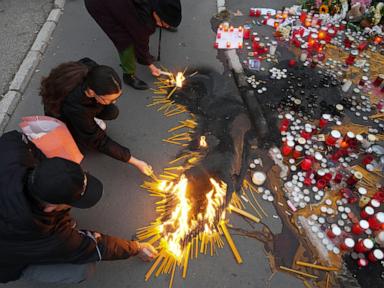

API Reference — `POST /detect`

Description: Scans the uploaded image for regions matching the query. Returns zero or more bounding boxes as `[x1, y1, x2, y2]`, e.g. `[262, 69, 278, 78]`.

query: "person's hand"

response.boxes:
[136, 160, 153, 176]
[128, 156, 153, 176]
[137, 242, 158, 262]
[149, 64, 161, 77]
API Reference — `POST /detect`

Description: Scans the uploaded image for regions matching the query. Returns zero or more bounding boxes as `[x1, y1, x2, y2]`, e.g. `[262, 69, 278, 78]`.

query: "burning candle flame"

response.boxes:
[199, 136, 207, 148]
[175, 72, 186, 88]
[157, 175, 227, 259]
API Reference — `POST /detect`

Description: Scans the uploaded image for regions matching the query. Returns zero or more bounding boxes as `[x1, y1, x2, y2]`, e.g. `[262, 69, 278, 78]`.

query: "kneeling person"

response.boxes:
[0, 131, 157, 284]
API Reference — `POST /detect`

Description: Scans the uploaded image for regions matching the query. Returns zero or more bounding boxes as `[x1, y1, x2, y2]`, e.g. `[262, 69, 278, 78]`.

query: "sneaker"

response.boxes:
[123, 74, 149, 90]
[94, 117, 106, 130]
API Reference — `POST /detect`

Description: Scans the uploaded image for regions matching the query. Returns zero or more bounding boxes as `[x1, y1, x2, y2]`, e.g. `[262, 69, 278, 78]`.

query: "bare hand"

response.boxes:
[128, 156, 153, 176]
[137, 242, 158, 262]
[149, 64, 161, 77]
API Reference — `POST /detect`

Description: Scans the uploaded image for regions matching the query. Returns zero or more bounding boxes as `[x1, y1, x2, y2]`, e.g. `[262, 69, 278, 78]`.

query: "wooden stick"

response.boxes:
[220, 222, 243, 264]
[326, 273, 330, 288]
[166, 86, 177, 99]
[296, 261, 339, 271]
[279, 266, 318, 279]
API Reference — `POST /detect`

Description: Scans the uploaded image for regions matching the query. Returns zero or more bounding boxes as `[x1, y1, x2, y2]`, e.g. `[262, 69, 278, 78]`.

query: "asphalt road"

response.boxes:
[2, 0, 305, 287]
[0, 0, 52, 98]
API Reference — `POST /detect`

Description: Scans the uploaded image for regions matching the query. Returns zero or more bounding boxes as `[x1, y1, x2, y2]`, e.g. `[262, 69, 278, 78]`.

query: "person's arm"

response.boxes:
[105, 0, 154, 65]
[64, 106, 131, 162]
[50, 227, 152, 264]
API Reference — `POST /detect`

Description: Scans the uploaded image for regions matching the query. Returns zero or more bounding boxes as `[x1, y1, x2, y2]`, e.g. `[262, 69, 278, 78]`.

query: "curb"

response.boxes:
[0, 0, 66, 134]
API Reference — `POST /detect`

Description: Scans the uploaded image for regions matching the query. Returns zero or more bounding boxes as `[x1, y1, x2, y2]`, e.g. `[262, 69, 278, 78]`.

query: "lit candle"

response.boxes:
[374, 35, 383, 45]
[243, 25, 251, 40]
[318, 27, 327, 40]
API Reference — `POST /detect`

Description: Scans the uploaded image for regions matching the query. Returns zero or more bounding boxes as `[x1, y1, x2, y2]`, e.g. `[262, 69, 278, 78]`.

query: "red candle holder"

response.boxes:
[288, 59, 296, 67]
[333, 173, 343, 183]
[361, 206, 375, 219]
[300, 9, 307, 23]
[293, 145, 303, 159]
[214, 42, 219, 49]
[255, 9, 262, 17]
[325, 130, 341, 146]
[249, 8, 256, 17]
[300, 127, 312, 140]
[327, 226, 341, 239]
[340, 238, 355, 251]
[340, 21, 346, 30]
[319, 114, 330, 128]
[368, 249, 384, 262]
[352, 220, 369, 235]
[301, 157, 312, 171]
[243, 25, 251, 39]
[362, 154, 374, 165]
[373, 74, 384, 87]
[357, 259, 368, 267]
[344, 36, 353, 48]
[316, 179, 327, 189]
[358, 41, 368, 52]
[282, 140, 295, 156]
[346, 171, 363, 186]
[368, 212, 384, 231]
[355, 239, 374, 253]
[346, 50, 358, 66]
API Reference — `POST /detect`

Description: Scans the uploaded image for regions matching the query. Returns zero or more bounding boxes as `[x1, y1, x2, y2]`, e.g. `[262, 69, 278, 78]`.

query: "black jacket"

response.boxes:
[0, 131, 139, 283]
[58, 82, 132, 163]
[85, 0, 156, 65]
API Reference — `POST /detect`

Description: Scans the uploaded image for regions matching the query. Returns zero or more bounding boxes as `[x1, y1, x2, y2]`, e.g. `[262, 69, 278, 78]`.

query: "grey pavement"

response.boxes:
[0, 0, 53, 98]
[2, 0, 304, 287]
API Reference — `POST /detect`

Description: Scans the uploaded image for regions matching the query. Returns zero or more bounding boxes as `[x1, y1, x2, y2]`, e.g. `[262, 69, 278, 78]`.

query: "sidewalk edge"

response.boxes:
[0, 0, 66, 134]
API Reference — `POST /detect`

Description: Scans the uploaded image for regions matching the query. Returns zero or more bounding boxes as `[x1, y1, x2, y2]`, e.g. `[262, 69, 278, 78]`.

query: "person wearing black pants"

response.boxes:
[84, 0, 182, 90]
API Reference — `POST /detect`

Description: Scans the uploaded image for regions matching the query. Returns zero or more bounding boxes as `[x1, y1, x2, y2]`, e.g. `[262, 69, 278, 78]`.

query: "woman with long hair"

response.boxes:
[40, 58, 152, 175]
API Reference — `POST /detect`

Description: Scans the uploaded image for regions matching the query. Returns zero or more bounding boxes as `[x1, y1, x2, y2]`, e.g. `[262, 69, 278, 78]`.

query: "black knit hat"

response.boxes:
[154, 0, 182, 27]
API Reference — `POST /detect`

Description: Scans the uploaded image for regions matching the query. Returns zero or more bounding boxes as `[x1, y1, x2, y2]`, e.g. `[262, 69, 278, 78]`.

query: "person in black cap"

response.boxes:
[84, 0, 182, 90]
[0, 130, 158, 284]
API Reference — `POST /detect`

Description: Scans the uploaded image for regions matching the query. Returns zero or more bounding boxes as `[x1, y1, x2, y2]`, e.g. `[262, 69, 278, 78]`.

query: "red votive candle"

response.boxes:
[362, 155, 374, 165]
[357, 259, 368, 267]
[333, 173, 343, 183]
[346, 171, 363, 186]
[368, 249, 384, 262]
[352, 219, 369, 235]
[346, 50, 358, 65]
[316, 179, 327, 189]
[340, 238, 355, 251]
[361, 206, 375, 219]
[355, 238, 374, 253]
[327, 226, 341, 239]
[325, 130, 341, 146]
[301, 157, 312, 171]
[368, 212, 384, 231]
[243, 25, 251, 39]
[319, 114, 330, 128]
[293, 145, 303, 159]
[282, 140, 295, 156]
[373, 74, 384, 87]
[300, 126, 312, 140]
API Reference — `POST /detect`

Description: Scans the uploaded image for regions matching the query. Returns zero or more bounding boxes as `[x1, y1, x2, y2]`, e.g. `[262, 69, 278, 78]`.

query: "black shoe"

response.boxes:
[164, 26, 178, 32]
[123, 74, 149, 90]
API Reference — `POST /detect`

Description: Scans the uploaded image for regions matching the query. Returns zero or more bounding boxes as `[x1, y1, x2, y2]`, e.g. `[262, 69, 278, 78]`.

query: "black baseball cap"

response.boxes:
[153, 0, 182, 27]
[29, 157, 103, 209]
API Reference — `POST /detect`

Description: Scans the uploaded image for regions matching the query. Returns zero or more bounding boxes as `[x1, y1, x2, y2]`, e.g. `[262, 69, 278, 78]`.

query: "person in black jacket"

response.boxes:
[84, 0, 182, 90]
[40, 59, 152, 175]
[0, 131, 157, 284]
